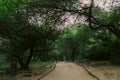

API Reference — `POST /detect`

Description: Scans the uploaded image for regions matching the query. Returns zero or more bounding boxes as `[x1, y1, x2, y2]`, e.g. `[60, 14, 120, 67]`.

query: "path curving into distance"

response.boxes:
[40, 62, 96, 80]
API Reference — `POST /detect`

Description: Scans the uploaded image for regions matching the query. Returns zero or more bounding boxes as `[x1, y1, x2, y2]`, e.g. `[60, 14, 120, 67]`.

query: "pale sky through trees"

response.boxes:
[59, 0, 120, 30]
[30, 0, 120, 30]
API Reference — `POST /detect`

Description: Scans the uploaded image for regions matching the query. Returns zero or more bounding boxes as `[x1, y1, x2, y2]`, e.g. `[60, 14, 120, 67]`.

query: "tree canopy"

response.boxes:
[0, 0, 120, 70]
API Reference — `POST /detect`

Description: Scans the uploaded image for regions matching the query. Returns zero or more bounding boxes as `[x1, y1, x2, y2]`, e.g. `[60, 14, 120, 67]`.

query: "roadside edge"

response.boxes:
[75, 62, 100, 80]
[35, 62, 57, 80]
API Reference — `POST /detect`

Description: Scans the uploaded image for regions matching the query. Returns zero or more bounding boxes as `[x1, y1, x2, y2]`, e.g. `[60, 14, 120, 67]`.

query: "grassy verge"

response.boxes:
[30, 61, 54, 69]
[77, 61, 120, 80]
[0, 62, 10, 69]
[0, 61, 55, 80]
[0, 61, 54, 69]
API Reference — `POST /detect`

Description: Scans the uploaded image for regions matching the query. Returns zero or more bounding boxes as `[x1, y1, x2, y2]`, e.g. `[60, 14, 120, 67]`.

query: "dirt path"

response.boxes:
[40, 62, 96, 80]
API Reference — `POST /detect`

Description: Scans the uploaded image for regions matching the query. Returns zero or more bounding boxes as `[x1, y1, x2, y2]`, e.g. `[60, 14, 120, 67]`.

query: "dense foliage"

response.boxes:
[0, 0, 120, 71]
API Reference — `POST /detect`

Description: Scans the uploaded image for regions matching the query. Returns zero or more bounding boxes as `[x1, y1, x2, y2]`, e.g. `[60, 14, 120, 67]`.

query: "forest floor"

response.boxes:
[0, 67, 49, 80]
[0, 61, 120, 80]
[85, 61, 120, 80]
[0, 61, 54, 80]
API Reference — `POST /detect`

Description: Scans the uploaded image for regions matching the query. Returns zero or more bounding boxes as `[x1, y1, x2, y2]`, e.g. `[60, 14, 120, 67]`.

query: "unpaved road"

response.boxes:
[40, 62, 96, 80]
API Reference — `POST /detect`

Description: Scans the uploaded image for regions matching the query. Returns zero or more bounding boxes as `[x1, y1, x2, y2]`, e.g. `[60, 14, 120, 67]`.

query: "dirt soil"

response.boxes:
[40, 62, 95, 80]
[85, 62, 120, 80]
[1, 62, 119, 80]
[16, 67, 48, 80]
[0, 66, 49, 80]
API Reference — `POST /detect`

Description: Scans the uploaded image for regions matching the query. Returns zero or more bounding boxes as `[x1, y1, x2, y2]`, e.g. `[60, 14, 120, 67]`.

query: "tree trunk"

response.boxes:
[25, 45, 34, 69]
[16, 46, 34, 70]
[71, 52, 75, 62]
[10, 56, 17, 80]
[16, 54, 26, 69]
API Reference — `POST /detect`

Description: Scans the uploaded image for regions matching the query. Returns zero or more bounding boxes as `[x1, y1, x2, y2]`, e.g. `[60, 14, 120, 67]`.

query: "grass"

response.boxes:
[30, 61, 54, 69]
[0, 62, 10, 69]
[0, 61, 54, 70]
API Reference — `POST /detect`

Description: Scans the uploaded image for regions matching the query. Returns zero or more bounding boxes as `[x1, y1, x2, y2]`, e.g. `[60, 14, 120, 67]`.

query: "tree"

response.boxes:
[89, 6, 120, 39]
[0, 26, 60, 69]
[30, 0, 120, 39]
[0, 0, 61, 69]
[54, 24, 90, 61]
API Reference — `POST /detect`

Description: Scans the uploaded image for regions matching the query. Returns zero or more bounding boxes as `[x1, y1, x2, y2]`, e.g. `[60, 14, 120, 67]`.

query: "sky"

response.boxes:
[32, 0, 120, 29]
[60, 0, 120, 29]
